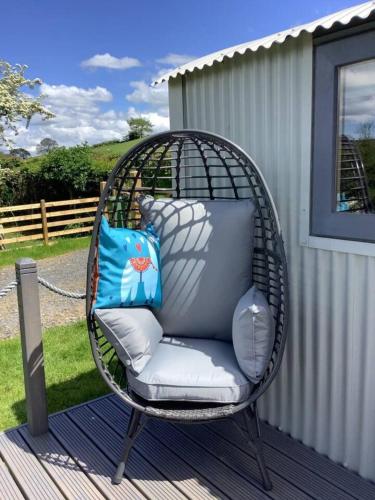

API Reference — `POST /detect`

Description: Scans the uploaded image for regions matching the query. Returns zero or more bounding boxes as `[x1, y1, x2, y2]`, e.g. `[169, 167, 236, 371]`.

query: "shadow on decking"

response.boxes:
[11, 368, 109, 427]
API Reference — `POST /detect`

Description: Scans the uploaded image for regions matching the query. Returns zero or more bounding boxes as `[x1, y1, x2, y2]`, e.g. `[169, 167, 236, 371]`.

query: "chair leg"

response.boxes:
[244, 403, 273, 491]
[113, 408, 144, 485]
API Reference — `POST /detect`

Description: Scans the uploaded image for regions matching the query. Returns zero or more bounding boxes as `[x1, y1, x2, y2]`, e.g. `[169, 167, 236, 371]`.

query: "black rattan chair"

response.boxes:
[86, 129, 288, 490]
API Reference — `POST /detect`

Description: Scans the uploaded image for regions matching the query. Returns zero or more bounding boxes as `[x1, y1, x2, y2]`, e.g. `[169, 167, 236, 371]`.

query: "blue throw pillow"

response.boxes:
[94, 217, 162, 310]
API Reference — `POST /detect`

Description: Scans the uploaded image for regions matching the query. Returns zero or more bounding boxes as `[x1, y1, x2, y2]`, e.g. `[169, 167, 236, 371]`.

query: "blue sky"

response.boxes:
[2, 0, 364, 152]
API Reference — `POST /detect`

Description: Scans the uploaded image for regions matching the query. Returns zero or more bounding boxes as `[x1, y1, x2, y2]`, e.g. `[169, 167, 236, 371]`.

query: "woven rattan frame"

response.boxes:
[86, 129, 288, 422]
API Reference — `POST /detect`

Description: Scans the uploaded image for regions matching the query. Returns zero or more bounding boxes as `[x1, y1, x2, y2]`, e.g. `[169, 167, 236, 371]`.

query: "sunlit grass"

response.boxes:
[0, 320, 109, 431]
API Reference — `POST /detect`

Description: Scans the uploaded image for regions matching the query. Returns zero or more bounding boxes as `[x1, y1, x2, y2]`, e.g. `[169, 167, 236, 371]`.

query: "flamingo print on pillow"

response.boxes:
[94, 217, 162, 310]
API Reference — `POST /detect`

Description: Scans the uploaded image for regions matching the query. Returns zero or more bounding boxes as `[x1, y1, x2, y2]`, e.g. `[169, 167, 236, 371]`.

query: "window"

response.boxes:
[311, 29, 375, 242]
[336, 60, 375, 213]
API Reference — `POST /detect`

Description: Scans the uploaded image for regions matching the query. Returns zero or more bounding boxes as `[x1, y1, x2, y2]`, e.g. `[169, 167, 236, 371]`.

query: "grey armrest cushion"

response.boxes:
[94, 307, 163, 375]
[232, 286, 275, 383]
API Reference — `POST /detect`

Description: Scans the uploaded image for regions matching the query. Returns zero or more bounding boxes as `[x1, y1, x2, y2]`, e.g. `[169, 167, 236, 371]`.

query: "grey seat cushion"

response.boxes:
[139, 198, 255, 341]
[232, 286, 275, 383]
[94, 308, 163, 375]
[127, 336, 252, 403]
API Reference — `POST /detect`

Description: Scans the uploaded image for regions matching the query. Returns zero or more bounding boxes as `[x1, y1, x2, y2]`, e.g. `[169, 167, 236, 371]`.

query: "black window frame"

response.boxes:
[311, 28, 375, 242]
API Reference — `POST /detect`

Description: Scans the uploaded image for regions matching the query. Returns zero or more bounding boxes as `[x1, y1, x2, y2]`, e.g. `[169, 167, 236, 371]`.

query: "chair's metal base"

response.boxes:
[112, 408, 144, 485]
[243, 403, 273, 491]
[112, 402, 272, 491]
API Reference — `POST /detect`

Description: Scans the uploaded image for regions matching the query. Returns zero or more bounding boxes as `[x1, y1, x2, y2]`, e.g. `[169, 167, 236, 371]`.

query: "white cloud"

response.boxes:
[6, 82, 169, 154]
[340, 61, 375, 135]
[7, 83, 125, 152]
[8, 115, 129, 154]
[343, 60, 375, 89]
[127, 107, 169, 133]
[126, 80, 168, 114]
[81, 53, 141, 70]
[41, 83, 112, 110]
[157, 53, 195, 67]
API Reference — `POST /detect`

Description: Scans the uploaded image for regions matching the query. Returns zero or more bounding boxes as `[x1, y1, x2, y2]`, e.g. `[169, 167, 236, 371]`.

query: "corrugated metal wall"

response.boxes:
[168, 33, 375, 481]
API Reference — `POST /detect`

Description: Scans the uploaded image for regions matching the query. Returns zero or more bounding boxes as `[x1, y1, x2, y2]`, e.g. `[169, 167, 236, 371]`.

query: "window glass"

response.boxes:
[336, 59, 375, 213]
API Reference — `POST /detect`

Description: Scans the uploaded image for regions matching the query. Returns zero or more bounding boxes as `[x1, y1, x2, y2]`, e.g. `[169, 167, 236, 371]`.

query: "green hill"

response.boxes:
[0, 139, 144, 205]
[90, 139, 141, 174]
[22, 138, 141, 174]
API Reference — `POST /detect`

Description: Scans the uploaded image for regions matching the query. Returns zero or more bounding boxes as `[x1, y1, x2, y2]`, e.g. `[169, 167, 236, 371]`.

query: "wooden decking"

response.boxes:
[0, 394, 374, 500]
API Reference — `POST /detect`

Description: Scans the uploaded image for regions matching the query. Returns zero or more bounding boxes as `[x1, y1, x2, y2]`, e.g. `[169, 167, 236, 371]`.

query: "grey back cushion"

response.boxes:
[232, 286, 275, 383]
[140, 198, 255, 340]
[94, 308, 163, 375]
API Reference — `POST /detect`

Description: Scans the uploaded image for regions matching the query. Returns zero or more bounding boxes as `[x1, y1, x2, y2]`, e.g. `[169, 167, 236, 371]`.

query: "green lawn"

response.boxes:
[0, 320, 109, 431]
[0, 236, 90, 269]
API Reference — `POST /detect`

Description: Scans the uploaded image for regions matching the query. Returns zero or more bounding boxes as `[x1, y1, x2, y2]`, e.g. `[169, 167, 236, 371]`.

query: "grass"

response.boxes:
[0, 236, 90, 269]
[90, 138, 140, 157]
[0, 320, 109, 431]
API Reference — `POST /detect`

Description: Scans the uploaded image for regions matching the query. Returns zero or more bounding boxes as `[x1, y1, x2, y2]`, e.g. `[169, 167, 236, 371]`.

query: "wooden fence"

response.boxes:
[0, 196, 100, 247]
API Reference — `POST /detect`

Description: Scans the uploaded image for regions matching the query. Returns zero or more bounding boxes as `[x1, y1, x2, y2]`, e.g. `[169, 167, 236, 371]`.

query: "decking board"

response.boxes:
[208, 419, 355, 500]
[109, 395, 324, 500]
[0, 393, 374, 500]
[18, 426, 104, 500]
[0, 456, 24, 500]
[178, 420, 314, 500]
[49, 412, 145, 499]
[90, 396, 228, 499]
[109, 396, 271, 500]
[68, 405, 187, 500]
[261, 423, 375, 500]
[0, 430, 64, 500]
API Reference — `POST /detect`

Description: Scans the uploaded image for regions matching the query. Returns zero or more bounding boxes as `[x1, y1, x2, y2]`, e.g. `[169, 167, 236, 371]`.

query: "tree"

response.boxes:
[39, 143, 93, 198]
[0, 156, 21, 169]
[37, 137, 58, 155]
[357, 121, 375, 140]
[9, 147, 30, 159]
[0, 60, 54, 146]
[126, 117, 153, 140]
[356, 121, 375, 198]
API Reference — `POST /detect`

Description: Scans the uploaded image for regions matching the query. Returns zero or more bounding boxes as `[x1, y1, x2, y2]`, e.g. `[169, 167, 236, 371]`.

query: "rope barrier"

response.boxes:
[37, 277, 85, 299]
[0, 277, 85, 300]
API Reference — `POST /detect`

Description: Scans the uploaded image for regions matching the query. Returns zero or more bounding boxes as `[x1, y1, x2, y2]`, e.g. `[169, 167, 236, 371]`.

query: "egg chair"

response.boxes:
[86, 129, 288, 490]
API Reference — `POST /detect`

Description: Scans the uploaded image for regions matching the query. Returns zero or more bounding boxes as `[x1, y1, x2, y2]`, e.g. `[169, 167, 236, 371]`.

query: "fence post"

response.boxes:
[0, 223, 4, 250]
[100, 181, 106, 194]
[40, 199, 49, 246]
[130, 169, 142, 222]
[15, 258, 48, 436]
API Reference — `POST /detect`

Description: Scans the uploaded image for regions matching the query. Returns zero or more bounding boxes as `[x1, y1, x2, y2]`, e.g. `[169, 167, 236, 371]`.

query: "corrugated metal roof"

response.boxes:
[154, 1, 375, 85]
